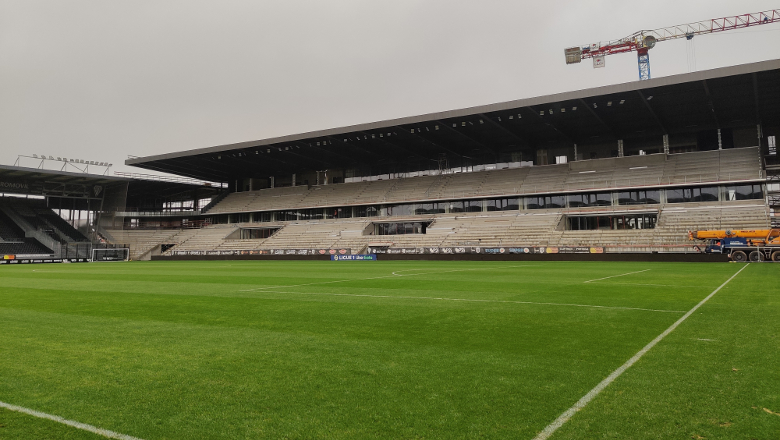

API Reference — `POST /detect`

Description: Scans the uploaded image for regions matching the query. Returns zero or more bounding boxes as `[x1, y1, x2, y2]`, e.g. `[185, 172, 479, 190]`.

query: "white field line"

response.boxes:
[593, 282, 683, 288]
[238, 265, 536, 292]
[253, 290, 686, 313]
[583, 269, 651, 283]
[0, 400, 143, 440]
[532, 263, 750, 440]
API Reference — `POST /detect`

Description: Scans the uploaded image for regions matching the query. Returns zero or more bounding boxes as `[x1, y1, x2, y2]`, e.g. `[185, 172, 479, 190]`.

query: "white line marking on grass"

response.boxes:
[532, 263, 749, 440]
[592, 282, 683, 288]
[583, 269, 651, 283]
[254, 290, 686, 313]
[0, 401, 144, 440]
[239, 265, 536, 292]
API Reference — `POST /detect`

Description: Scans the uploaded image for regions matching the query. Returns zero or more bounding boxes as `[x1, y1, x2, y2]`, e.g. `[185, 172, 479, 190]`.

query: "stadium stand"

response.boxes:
[0, 238, 53, 255]
[0, 202, 55, 255]
[135, 147, 769, 256]
[0, 151, 760, 259]
[2, 199, 91, 243]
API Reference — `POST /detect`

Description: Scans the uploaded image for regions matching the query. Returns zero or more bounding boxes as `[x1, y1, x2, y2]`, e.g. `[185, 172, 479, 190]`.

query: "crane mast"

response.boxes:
[564, 9, 780, 80]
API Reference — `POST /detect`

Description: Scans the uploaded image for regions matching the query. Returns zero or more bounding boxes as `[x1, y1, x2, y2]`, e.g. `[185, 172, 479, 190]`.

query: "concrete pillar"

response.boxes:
[757, 124, 763, 149]
[617, 139, 624, 157]
[717, 129, 722, 150]
[292, 173, 296, 187]
[270, 176, 275, 188]
[573, 143, 578, 161]
[663, 134, 669, 154]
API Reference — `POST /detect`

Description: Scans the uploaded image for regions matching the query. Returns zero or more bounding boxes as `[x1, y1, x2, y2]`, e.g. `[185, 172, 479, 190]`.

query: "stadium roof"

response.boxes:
[0, 165, 222, 201]
[126, 59, 780, 182]
[0, 164, 124, 187]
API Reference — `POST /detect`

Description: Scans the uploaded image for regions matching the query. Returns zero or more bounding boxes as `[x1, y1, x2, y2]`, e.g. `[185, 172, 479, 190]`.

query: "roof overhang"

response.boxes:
[126, 59, 780, 181]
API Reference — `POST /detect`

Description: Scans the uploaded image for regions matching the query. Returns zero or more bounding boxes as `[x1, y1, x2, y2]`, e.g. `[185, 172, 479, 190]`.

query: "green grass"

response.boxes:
[0, 260, 777, 439]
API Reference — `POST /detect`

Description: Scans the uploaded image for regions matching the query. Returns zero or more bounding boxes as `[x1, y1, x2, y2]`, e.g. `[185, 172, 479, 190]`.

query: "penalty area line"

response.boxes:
[583, 269, 651, 283]
[532, 263, 750, 440]
[0, 400, 144, 440]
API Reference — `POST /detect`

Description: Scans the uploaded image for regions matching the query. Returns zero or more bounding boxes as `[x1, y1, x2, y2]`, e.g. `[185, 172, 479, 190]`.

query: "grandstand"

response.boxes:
[100, 146, 769, 258]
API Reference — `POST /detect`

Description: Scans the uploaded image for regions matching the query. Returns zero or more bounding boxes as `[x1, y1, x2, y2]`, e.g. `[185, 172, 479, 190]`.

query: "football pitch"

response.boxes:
[0, 260, 778, 439]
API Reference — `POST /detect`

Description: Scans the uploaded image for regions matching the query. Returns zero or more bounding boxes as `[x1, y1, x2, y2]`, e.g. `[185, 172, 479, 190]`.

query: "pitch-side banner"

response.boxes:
[171, 247, 606, 257]
[0, 258, 88, 264]
[367, 246, 604, 255]
[172, 249, 351, 256]
[331, 254, 376, 261]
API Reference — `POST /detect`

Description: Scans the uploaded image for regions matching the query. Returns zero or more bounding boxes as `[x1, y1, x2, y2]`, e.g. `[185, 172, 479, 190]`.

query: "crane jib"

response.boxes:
[564, 9, 780, 80]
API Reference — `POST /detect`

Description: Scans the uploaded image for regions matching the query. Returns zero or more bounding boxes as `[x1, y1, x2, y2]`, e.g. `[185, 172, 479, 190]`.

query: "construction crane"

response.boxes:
[564, 9, 780, 80]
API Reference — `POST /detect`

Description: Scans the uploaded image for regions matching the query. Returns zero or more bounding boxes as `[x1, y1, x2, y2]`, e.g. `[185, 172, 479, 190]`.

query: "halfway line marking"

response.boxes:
[251, 290, 685, 313]
[583, 269, 651, 283]
[0, 400, 144, 440]
[533, 263, 749, 440]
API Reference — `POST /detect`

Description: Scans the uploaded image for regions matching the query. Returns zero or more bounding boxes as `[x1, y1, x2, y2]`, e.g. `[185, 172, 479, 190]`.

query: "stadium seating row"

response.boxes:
[207, 148, 761, 214]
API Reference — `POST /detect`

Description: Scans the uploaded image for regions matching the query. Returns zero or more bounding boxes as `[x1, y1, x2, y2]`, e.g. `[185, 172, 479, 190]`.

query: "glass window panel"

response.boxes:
[641, 190, 660, 204]
[666, 188, 690, 204]
[694, 186, 718, 202]
[545, 196, 565, 208]
[526, 197, 543, 209]
[465, 200, 482, 212]
[486, 198, 518, 211]
[389, 204, 414, 216]
[375, 222, 427, 235]
[567, 194, 586, 207]
[726, 184, 762, 200]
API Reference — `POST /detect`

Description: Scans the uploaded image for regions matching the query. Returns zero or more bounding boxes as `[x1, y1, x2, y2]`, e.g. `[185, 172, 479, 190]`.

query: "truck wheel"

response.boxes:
[731, 251, 747, 262]
[748, 251, 764, 262]
[772, 251, 780, 262]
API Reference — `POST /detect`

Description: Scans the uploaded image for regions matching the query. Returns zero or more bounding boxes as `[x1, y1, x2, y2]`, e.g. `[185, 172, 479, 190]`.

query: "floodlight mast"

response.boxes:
[564, 9, 780, 80]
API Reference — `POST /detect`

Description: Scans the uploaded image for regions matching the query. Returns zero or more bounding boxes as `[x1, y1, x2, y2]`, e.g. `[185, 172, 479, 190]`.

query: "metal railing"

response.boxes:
[114, 209, 202, 217]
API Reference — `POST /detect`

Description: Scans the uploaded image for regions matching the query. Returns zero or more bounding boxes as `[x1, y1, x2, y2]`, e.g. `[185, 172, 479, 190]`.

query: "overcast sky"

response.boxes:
[1, 0, 779, 179]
